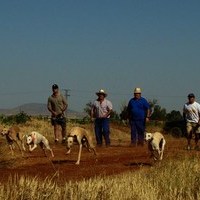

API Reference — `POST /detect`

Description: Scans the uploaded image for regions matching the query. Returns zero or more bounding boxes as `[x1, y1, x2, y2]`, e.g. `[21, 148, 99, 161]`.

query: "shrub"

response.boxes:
[0, 112, 31, 125]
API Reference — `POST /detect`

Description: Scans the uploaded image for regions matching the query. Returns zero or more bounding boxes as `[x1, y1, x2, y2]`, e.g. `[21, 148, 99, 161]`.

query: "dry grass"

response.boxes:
[0, 156, 200, 200]
[1, 119, 199, 200]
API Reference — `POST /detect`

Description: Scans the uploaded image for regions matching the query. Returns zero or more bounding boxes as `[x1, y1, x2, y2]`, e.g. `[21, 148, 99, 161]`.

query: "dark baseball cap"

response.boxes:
[188, 93, 195, 98]
[52, 84, 59, 89]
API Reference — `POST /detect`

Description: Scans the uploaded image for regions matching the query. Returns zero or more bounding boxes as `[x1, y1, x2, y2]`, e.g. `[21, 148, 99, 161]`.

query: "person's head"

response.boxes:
[134, 87, 142, 99]
[52, 84, 59, 95]
[187, 93, 195, 104]
[96, 89, 107, 100]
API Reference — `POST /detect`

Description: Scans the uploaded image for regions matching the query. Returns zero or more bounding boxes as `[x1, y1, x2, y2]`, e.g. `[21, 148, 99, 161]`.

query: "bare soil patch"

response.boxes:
[0, 137, 197, 183]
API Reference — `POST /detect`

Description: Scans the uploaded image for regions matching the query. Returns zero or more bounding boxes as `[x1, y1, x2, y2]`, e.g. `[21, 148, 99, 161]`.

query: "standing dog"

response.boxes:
[144, 132, 166, 160]
[66, 127, 97, 165]
[1, 125, 26, 155]
[26, 131, 54, 157]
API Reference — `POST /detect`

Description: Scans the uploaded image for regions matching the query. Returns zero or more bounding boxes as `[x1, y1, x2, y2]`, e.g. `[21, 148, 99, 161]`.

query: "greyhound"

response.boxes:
[66, 127, 97, 165]
[26, 131, 54, 157]
[1, 125, 26, 155]
[144, 132, 166, 161]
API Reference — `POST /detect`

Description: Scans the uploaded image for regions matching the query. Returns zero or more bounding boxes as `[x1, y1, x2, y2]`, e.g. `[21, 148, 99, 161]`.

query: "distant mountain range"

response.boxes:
[0, 103, 86, 118]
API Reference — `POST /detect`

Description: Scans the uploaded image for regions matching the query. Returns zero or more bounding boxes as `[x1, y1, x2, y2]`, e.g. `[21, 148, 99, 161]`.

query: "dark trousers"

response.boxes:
[130, 120, 145, 145]
[95, 118, 110, 146]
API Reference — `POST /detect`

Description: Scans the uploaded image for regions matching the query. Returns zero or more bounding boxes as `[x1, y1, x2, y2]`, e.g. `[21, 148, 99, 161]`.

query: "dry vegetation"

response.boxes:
[0, 118, 199, 200]
[0, 156, 200, 200]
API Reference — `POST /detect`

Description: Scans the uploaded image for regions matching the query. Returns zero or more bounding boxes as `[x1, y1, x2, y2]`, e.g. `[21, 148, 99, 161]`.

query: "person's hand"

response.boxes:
[91, 117, 95, 122]
[52, 111, 57, 117]
[146, 117, 150, 122]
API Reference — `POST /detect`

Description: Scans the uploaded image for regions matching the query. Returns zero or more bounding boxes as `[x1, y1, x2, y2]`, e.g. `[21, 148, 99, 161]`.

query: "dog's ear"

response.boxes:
[73, 135, 77, 140]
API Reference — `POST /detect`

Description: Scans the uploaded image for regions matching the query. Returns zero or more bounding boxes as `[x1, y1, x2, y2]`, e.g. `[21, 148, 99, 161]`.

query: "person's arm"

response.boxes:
[61, 95, 68, 113]
[105, 100, 113, 118]
[90, 104, 95, 121]
[47, 98, 57, 116]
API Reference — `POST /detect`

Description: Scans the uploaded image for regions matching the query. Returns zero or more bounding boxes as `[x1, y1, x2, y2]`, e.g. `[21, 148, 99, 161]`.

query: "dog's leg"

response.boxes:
[49, 148, 54, 157]
[159, 140, 166, 160]
[39, 143, 47, 157]
[15, 140, 24, 156]
[9, 145, 14, 156]
[91, 148, 98, 162]
[45, 144, 54, 157]
[75, 143, 82, 165]
[21, 140, 26, 151]
[153, 150, 158, 160]
[66, 148, 71, 154]
[29, 144, 37, 151]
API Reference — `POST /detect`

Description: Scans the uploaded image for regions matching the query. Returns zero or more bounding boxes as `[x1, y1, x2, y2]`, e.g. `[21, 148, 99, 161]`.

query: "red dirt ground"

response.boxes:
[0, 137, 197, 183]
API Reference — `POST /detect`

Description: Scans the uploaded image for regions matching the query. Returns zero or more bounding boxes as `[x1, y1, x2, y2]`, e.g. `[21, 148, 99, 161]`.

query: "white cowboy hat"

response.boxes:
[96, 89, 107, 97]
[134, 87, 142, 93]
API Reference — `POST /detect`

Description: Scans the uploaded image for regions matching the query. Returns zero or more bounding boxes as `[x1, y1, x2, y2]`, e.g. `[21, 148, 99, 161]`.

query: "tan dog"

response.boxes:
[1, 125, 26, 155]
[66, 127, 97, 165]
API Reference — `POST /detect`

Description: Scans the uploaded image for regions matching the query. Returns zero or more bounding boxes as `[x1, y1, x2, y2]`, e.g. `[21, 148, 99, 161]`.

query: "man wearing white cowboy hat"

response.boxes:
[127, 87, 150, 146]
[91, 89, 113, 147]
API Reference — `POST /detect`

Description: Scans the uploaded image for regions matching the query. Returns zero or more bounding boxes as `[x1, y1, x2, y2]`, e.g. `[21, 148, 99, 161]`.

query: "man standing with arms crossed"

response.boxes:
[48, 84, 68, 143]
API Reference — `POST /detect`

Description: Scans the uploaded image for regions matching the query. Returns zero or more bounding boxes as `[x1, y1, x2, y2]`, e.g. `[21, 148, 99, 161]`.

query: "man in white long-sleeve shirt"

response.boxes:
[183, 93, 200, 150]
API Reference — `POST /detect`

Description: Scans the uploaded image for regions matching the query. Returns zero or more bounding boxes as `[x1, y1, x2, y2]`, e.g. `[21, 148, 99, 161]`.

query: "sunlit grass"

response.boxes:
[1, 119, 197, 200]
[0, 156, 199, 200]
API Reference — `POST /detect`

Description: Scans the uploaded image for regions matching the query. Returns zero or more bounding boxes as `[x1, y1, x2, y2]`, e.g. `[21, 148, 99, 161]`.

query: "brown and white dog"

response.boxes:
[1, 125, 26, 155]
[144, 132, 166, 161]
[66, 127, 97, 165]
[26, 131, 54, 157]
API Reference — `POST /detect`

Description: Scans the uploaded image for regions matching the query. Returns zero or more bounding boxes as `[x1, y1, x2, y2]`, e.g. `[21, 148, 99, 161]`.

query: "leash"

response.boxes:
[45, 154, 60, 178]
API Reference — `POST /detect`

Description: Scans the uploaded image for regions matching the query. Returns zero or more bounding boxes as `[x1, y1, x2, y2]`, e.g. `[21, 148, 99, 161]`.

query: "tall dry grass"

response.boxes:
[0, 156, 200, 200]
[1, 119, 198, 200]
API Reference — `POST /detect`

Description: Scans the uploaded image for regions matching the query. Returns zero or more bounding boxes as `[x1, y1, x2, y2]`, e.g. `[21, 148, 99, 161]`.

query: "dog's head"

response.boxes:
[144, 132, 153, 141]
[1, 128, 9, 136]
[67, 135, 77, 148]
[26, 135, 33, 145]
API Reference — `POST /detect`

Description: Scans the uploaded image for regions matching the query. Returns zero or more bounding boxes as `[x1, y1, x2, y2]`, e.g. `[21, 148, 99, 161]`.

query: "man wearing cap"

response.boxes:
[183, 93, 200, 150]
[47, 84, 68, 143]
[91, 89, 113, 147]
[127, 88, 150, 146]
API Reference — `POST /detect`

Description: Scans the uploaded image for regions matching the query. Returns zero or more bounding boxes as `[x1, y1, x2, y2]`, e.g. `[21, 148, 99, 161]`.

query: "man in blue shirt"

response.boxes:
[127, 88, 150, 146]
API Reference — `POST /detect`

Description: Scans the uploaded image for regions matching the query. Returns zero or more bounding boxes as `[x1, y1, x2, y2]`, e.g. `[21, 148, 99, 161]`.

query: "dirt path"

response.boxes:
[0, 137, 197, 183]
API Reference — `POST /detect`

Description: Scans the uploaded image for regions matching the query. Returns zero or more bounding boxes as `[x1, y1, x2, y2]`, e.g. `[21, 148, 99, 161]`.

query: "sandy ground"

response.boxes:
[0, 135, 197, 184]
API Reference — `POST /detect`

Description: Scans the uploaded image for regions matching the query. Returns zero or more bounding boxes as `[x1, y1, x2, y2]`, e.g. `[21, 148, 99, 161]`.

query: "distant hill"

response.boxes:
[0, 103, 86, 118]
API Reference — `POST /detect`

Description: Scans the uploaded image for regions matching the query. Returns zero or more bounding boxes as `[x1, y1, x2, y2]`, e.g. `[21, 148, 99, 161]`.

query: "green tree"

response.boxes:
[84, 101, 93, 117]
[166, 110, 183, 121]
[148, 99, 158, 115]
[151, 104, 167, 121]
[119, 101, 128, 121]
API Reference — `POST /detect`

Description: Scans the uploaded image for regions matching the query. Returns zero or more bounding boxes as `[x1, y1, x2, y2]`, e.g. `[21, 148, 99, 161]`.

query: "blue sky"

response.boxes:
[0, 0, 200, 113]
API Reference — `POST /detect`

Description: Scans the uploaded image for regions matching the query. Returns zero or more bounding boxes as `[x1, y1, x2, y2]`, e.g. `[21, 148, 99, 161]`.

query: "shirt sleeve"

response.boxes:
[143, 98, 150, 110]
[61, 95, 67, 106]
[107, 100, 113, 110]
[47, 97, 52, 110]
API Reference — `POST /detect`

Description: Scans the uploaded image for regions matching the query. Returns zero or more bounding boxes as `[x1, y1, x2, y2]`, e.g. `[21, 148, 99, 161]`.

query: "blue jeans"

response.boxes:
[130, 120, 145, 145]
[95, 118, 110, 146]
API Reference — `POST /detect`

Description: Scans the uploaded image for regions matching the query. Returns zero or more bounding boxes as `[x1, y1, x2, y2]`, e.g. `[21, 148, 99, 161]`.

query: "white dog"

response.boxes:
[144, 132, 166, 160]
[26, 131, 54, 157]
[1, 125, 26, 155]
[66, 127, 97, 165]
